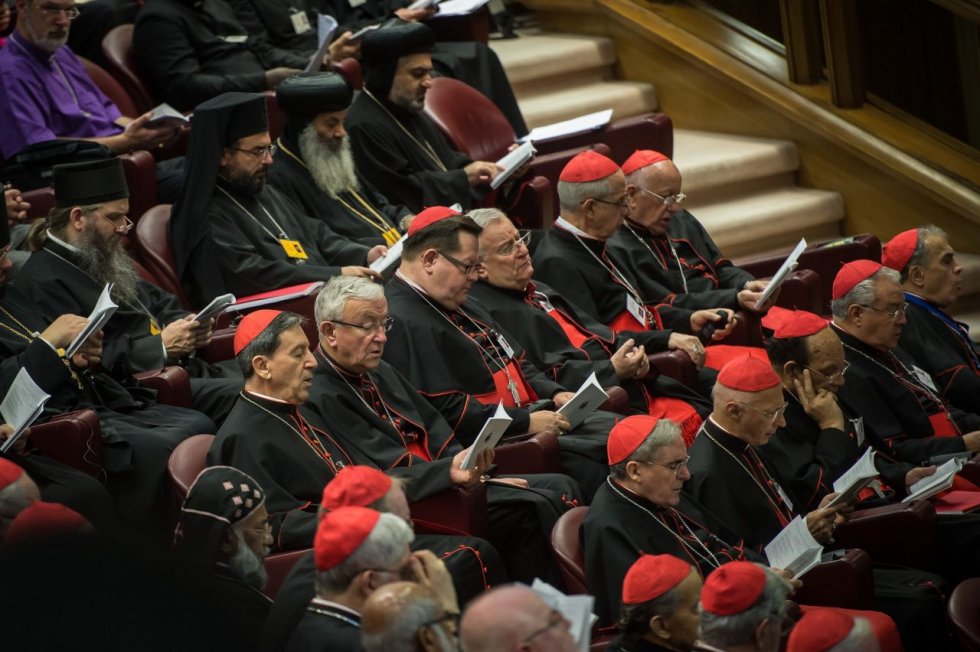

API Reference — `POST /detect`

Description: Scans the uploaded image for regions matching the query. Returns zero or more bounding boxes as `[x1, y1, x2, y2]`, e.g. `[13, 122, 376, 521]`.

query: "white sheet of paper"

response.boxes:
[531, 579, 596, 652]
[520, 109, 613, 144]
[903, 457, 964, 503]
[556, 371, 608, 429]
[0, 368, 51, 453]
[764, 515, 824, 578]
[490, 141, 536, 190]
[193, 293, 236, 323]
[147, 103, 189, 127]
[369, 234, 407, 279]
[349, 23, 380, 41]
[459, 402, 512, 470]
[756, 237, 807, 307]
[828, 447, 878, 507]
[65, 283, 118, 358]
[429, 0, 490, 17]
[305, 14, 338, 73]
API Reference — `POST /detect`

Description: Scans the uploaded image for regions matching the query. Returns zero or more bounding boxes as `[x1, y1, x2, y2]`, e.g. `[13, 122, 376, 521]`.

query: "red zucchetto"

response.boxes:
[772, 310, 829, 339]
[607, 411, 666, 465]
[621, 150, 670, 176]
[882, 229, 918, 273]
[407, 205, 462, 237]
[321, 465, 393, 510]
[233, 309, 282, 355]
[786, 609, 855, 652]
[831, 260, 883, 301]
[701, 561, 766, 615]
[622, 554, 693, 605]
[558, 150, 620, 183]
[314, 506, 381, 571]
[717, 354, 780, 392]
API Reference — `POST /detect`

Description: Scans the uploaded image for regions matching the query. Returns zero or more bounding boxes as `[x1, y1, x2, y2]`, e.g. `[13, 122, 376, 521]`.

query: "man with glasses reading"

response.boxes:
[609, 150, 774, 313]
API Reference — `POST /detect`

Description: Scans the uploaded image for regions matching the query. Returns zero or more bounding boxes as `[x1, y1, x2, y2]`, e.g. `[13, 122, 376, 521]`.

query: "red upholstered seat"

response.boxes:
[950, 578, 980, 652]
[79, 56, 139, 119]
[167, 433, 215, 501]
[29, 410, 104, 479]
[101, 24, 155, 114]
[119, 149, 159, 230]
[22, 186, 56, 220]
[264, 549, 311, 599]
[549, 505, 590, 595]
[134, 204, 190, 305]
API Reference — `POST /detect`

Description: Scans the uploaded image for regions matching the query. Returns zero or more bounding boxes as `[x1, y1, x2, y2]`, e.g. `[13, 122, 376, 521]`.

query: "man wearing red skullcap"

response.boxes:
[697, 562, 791, 652]
[786, 610, 877, 652]
[884, 226, 980, 419]
[609, 150, 776, 315]
[532, 151, 736, 367]
[608, 554, 702, 652]
[830, 259, 980, 466]
[0, 457, 40, 538]
[4, 500, 91, 545]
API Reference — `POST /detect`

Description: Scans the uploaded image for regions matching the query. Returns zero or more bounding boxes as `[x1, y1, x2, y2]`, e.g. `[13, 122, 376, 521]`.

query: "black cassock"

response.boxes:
[346, 91, 480, 212]
[268, 138, 409, 248]
[187, 180, 369, 306]
[899, 295, 980, 418]
[304, 346, 583, 584]
[16, 239, 241, 422]
[285, 596, 363, 652]
[833, 324, 977, 465]
[607, 214, 754, 310]
[0, 283, 213, 534]
[582, 478, 759, 626]
[383, 274, 611, 499]
[467, 279, 710, 417]
[209, 391, 504, 598]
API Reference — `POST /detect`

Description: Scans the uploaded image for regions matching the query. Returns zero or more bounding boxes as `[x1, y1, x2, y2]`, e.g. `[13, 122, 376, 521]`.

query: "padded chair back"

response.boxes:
[550, 506, 590, 594]
[264, 549, 311, 599]
[333, 57, 362, 91]
[102, 24, 155, 114]
[134, 204, 192, 307]
[167, 433, 216, 501]
[950, 578, 980, 652]
[424, 76, 514, 163]
[120, 149, 159, 230]
[23, 186, 56, 220]
[80, 56, 140, 118]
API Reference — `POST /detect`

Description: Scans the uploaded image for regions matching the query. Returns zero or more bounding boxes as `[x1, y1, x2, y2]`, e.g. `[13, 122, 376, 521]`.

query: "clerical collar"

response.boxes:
[394, 270, 456, 314]
[554, 216, 600, 240]
[45, 230, 79, 253]
[242, 389, 297, 411]
[704, 417, 751, 453]
[317, 344, 361, 379]
[829, 322, 888, 357]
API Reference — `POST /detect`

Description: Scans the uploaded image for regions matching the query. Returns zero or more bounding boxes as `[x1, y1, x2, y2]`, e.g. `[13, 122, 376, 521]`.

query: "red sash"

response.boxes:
[653, 396, 703, 447]
[545, 309, 592, 349]
[472, 363, 536, 408]
[928, 410, 959, 437]
[608, 309, 646, 333]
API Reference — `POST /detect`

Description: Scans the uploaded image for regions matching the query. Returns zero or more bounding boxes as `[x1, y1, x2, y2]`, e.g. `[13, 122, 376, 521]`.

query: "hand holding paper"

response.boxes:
[765, 515, 823, 579]
[459, 403, 512, 470]
[556, 372, 608, 429]
[65, 283, 117, 358]
[490, 141, 536, 190]
[0, 369, 51, 453]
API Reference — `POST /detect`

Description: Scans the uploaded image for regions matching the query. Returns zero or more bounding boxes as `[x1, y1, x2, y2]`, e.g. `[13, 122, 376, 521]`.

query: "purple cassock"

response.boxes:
[0, 31, 122, 160]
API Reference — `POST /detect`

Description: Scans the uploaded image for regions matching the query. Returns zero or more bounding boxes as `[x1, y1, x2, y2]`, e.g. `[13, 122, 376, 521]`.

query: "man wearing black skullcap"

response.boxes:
[170, 92, 384, 309]
[269, 72, 413, 247]
[345, 22, 505, 212]
[172, 466, 274, 649]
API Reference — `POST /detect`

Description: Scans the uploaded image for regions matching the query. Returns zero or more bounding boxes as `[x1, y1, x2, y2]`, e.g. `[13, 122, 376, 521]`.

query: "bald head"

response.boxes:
[362, 582, 452, 652]
[460, 585, 577, 652]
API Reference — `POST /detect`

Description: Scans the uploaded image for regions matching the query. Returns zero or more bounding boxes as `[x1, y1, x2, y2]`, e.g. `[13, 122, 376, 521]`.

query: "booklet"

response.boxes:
[429, 0, 491, 17]
[193, 293, 236, 323]
[490, 141, 536, 190]
[903, 457, 965, 503]
[230, 282, 324, 312]
[557, 371, 608, 429]
[407, 0, 437, 10]
[369, 234, 407, 280]
[0, 368, 51, 453]
[764, 515, 824, 578]
[531, 579, 597, 652]
[459, 402, 512, 470]
[827, 448, 878, 508]
[349, 23, 380, 42]
[147, 103, 189, 128]
[65, 283, 118, 358]
[519, 109, 613, 144]
[304, 13, 338, 73]
[756, 237, 807, 307]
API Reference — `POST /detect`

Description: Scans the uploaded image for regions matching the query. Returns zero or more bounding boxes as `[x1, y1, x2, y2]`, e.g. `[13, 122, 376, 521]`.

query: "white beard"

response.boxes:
[298, 124, 361, 199]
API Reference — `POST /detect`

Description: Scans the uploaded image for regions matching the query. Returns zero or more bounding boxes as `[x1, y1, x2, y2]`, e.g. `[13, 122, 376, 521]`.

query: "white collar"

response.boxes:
[242, 389, 295, 406]
[46, 230, 78, 252]
[554, 216, 600, 240]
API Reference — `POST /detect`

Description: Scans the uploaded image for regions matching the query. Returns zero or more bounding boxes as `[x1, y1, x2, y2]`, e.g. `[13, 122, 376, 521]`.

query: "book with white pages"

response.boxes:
[827, 448, 878, 508]
[756, 238, 807, 307]
[490, 141, 536, 190]
[429, 0, 491, 17]
[557, 371, 608, 429]
[304, 14, 338, 73]
[0, 368, 51, 453]
[193, 293, 236, 323]
[147, 103, 189, 128]
[764, 515, 824, 579]
[902, 457, 965, 503]
[519, 109, 613, 144]
[459, 402, 512, 470]
[531, 579, 597, 652]
[65, 283, 117, 358]
[369, 234, 407, 280]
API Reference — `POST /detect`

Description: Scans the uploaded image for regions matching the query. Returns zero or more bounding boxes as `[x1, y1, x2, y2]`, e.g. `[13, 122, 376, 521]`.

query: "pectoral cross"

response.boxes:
[508, 379, 521, 406]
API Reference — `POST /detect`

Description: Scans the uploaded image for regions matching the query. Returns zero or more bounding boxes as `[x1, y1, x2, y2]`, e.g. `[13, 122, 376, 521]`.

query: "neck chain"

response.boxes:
[317, 348, 402, 434]
[702, 428, 793, 523]
[842, 342, 944, 407]
[306, 604, 360, 628]
[239, 392, 339, 473]
[0, 305, 83, 388]
[565, 230, 650, 322]
[362, 89, 447, 171]
[216, 185, 291, 242]
[623, 221, 688, 293]
[606, 477, 722, 570]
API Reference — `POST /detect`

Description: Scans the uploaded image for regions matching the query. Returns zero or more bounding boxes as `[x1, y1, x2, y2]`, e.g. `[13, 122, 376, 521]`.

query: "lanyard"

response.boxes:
[623, 221, 688, 293]
[362, 88, 448, 171]
[216, 185, 291, 241]
[905, 293, 980, 368]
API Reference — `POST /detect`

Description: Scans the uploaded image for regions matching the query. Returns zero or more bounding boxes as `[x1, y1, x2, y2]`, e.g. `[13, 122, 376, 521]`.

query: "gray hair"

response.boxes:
[557, 176, 616, 214]
[226, 527, 268, 591]
[314, 276, 385, 324]
[610, 420, 683, 479]
[830, 617, 878, 652]
[900, 225, 947, 281]
[236, 311, 305, 378]
[698, 566, 790, 648]
[830, 267, 901, 320]
[362, 589, 443, 652]
[466, 208, 508, 230]
[314, 512, 413, 597]
[619, 586, 681, 638]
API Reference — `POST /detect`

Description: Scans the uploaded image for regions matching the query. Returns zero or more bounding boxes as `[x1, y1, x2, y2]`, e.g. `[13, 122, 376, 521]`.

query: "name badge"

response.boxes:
[496, 332, 515, 360]
[280, 239, 309, 260]
[535, 294, 555, 313]
[626, 294, 648, 329]
[849, 417, 865, 447]
[774, 482, 794, 512]
[289, 9, 312, 34]
[911, 365, 939, 393]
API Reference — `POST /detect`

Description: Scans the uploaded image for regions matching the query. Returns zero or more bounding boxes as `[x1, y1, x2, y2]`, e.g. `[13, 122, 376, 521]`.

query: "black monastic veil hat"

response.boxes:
[52, 158, 130, 209]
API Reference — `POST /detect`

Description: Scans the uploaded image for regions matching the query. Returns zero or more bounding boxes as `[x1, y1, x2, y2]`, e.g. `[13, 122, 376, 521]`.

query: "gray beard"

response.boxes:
[73, 229, 140, 305]
[227, 530, 268, 592]
[298, 125, 360, 199]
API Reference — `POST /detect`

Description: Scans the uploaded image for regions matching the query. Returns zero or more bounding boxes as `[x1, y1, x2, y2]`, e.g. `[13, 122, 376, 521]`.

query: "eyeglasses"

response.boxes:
[859, 302, 908, 321]
[34, 3, 81, 19]
[495, 230, 532, 257]
[638, 188, 686, 207]
[804, 361, 850, 383]
[438, 250, 481, 276]
[242, 521, 272, 537]
[636, 456, 691, 478]
[588, 194, 630, 210]
[523, 609, 567, 645]
[95, 210, 134, 234]
[329, 317, 394, 334]
[738, 401, 789, 423]
[228, 144, 278, 159]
